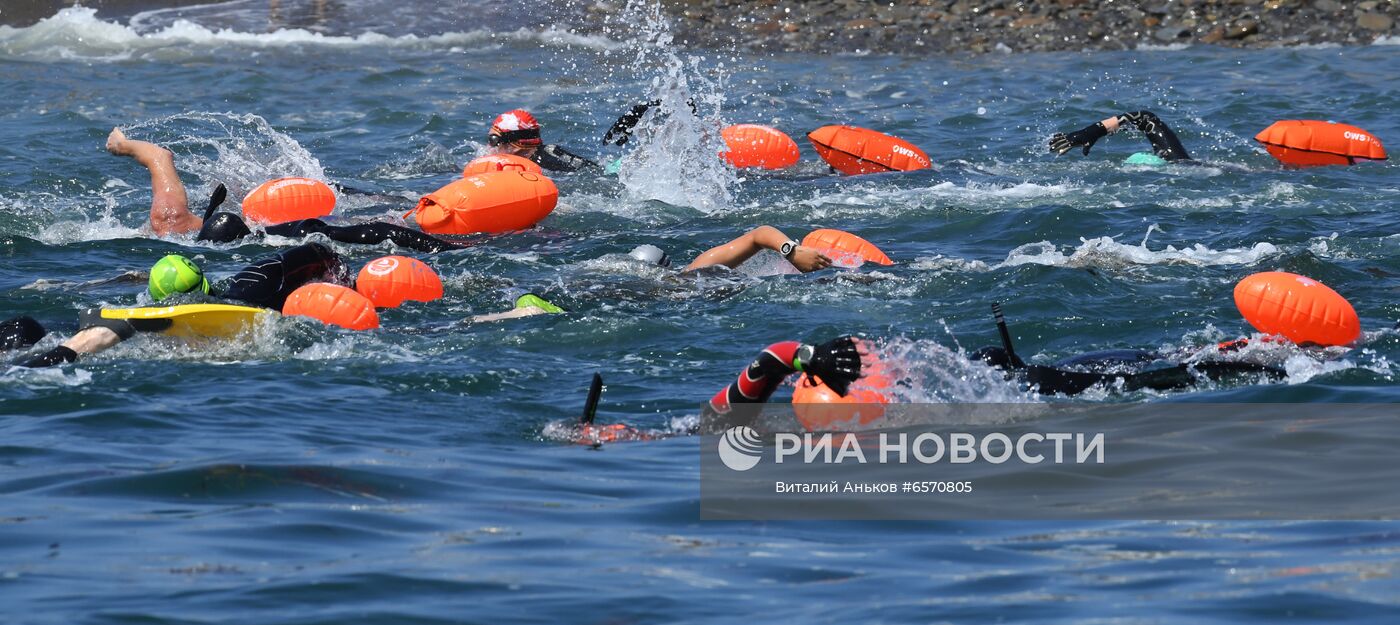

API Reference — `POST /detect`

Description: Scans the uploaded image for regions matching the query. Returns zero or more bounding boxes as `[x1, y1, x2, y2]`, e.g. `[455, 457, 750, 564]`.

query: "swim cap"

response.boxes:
[1124, 152, 1168, 167]
[489, 109, 542, 147]
[628, 244, 670, 267]
[148, 254, 210, 301]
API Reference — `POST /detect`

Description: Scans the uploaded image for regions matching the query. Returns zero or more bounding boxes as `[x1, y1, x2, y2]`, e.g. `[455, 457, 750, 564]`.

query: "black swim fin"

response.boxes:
[579, 373, 603, 424]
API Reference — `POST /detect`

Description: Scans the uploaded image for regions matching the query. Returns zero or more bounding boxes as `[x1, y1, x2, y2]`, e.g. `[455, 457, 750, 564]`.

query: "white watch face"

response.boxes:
[781, 241, 796, 256]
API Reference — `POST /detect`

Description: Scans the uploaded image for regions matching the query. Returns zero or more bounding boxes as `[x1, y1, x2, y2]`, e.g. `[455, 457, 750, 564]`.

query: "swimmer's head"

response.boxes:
[489, 109, 542, 156]
[195, 212, 251, 243]
[628, 244, 670, 268]
[148, 254, 210, 301]
[1124, 152, 1168, 167]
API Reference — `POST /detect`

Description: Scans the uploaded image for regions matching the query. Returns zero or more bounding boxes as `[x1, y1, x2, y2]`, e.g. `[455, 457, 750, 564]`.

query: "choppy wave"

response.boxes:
[0, 7, 619, 61]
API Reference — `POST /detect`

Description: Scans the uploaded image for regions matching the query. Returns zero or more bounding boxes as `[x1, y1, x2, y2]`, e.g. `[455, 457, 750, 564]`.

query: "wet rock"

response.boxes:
[1313, 0, 1342, 12]
[1357, 12, 1393, 31]
[1155, 25, 1192, 40]
[1225, 18, 1259, 39]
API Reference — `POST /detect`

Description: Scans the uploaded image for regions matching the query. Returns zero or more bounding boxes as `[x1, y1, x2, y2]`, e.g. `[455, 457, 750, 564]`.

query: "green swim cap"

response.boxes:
[1124, 152, 1168, 167]
[148, 254, 210, 301]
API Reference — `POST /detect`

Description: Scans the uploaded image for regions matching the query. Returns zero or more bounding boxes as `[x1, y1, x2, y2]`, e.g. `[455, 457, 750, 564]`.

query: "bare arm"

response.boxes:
[684, 226, 832, 273]
[106, 128, 202, 236]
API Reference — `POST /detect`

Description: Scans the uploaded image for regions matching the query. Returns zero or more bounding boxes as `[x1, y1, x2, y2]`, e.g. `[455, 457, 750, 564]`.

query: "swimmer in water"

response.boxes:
[1049, 110, 1191, 165]
[972, 303, 1284, 396]
[106, 128, 466, 252]
[487, 109, 599, 173]
[570, 335, 865, 443]
[4, 244, 564, 367]
[626, 226, 833, 273]
[10, 243, 349, 367]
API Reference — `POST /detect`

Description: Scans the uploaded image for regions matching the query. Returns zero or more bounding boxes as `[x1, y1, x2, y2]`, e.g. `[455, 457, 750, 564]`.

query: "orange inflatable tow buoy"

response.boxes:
[792, 345, 892, 430]
[1233, 271, 1359, 347]
[720, 124, 801, 169]
[409, 171, 558, 235]
[1254, 120, 1387, 167]
[282, 283, 379, 330]
[242, 177, 336, 225]
[807, 125, 931, 176]
[802, 228, 893, 267]
[355, 256, 444, 308]
[463, 153, 544, 176]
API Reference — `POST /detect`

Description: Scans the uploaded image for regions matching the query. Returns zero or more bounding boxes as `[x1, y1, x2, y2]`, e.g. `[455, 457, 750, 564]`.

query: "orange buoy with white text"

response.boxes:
[1233, 271, 1360, 346]
[242, 177, 336, 224]
[282, 283, 379, 330]
[355, 256, 443, 308]
[463, 153, 544, 176]
[807, 125, 931, 176]
[802, 228, 893, 267]
[792, 344, 892, 430]
[1254, 120, 1387, 167]
[720, 124, 801, 169]
[409, 171, 558, 235]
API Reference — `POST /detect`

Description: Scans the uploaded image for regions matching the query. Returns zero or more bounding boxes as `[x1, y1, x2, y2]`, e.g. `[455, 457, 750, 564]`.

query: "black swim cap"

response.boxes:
[197, 212, 252, 243]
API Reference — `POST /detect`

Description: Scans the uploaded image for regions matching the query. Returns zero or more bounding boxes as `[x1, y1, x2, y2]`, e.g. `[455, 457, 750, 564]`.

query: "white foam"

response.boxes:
[612, 0, 736, 213]
[998, 236, 1279, 270]
[1136, 42, 1192, 51]
[0, 7, 620, 61]
[1374, 35, 1400, 45]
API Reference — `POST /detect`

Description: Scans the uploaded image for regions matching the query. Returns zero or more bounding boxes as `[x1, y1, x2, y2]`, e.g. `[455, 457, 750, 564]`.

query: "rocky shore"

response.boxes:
[589, 0, 1400, 55]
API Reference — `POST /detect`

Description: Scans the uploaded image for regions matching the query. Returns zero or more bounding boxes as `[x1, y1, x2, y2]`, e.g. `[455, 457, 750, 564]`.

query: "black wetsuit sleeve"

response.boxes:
[267, 219, 466, 253]
[220, 242, 346, 310]
[531, 145, 600, 173]
[1115, 111, 1191, 162]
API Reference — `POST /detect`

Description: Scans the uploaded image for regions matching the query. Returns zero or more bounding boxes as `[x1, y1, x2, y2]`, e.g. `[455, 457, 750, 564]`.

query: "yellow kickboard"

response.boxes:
[101, 304, 269, 339]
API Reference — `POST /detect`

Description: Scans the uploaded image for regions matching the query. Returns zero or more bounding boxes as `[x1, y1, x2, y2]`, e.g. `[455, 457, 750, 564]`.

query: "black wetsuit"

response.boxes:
[10, 243, 347, 367]
[1052, 110, 1192, 162]
[198, 213, 464, 253]
[530, 144, 599, 173]
[1115, 111, 1191, 162]
[974, 345, 1283, 395]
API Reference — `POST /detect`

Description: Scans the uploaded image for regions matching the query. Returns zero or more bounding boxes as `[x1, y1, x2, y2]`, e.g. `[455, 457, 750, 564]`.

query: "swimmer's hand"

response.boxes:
[789, 245, 833, 272]
[799, 336, 863, 397]
[1049, 122, 1109, 156]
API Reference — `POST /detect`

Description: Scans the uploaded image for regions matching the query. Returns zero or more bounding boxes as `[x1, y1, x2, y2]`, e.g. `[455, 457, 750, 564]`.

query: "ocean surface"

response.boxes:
[2, 1, 1399, 622]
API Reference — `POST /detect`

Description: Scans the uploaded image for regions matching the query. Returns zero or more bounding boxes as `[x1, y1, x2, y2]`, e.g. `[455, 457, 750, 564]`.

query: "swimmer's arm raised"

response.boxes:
[683, 226, 832, 273]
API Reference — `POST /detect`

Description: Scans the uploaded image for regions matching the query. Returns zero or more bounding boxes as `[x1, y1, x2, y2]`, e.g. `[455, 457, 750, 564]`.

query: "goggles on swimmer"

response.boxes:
[488, 128, 542, 147]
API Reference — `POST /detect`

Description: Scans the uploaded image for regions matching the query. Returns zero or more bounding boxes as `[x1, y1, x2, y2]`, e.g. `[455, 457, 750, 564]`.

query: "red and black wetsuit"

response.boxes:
[701, 341, 800, 430]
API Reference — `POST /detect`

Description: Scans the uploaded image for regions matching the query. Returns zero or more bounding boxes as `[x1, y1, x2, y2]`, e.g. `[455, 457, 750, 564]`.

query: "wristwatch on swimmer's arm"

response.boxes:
[792, 344, 814, 372]
[779, 239, 799, 259]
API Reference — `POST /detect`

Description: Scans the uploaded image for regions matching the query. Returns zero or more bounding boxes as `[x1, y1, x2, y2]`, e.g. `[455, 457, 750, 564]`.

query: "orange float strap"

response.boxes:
[720, 124, 801, 169]
[407, 171, 558, 235]
[807, 125, 931, 176]
[355, 256, 444, 308]
[463, 153, 544, 176]
[282, 283, 379, 330]
[801, 228, 893, 267]
[242, 177, 336, 224]
[1254, 120, 1387, 167]
[1233, 271, 1360, 347]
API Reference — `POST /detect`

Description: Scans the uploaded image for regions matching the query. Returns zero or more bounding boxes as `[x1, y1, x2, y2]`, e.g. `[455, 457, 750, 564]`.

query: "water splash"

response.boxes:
[611, 0, 735, 213]
[124, 112, 328, 206]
